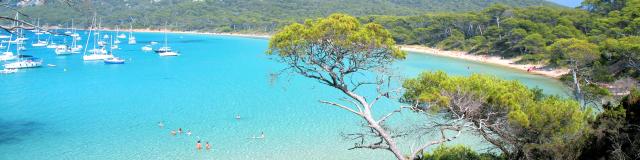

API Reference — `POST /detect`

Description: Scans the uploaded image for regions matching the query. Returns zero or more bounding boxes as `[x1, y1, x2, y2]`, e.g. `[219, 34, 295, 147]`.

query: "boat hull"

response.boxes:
[3, 61, 42, 69]
[83, 54, 115, 61]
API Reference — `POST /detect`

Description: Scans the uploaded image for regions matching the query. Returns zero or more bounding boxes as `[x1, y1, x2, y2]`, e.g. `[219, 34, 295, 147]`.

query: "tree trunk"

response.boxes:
[345, 90, 406, 160]
[364, 113, 405, 160]
[571, 64, 583, 107]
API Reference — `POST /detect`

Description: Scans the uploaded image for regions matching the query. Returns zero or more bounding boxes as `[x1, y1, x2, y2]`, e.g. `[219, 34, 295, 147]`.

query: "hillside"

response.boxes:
[2, 0, 561, 32]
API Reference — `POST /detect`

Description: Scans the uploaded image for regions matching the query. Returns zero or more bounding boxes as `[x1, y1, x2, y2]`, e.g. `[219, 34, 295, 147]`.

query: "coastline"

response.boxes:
[92, 28, 568, 78]
[398, 45, 569, 78]
[98, 28, 271, 40]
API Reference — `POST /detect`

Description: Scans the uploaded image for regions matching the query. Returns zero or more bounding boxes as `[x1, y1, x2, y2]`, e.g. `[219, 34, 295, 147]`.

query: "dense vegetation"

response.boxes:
[362, 0, 640, 90]
[1, 0, 559, 32]
[266, 2, 640, 157]
[403, 72, 589, 159]
[403, 72, 640, 159]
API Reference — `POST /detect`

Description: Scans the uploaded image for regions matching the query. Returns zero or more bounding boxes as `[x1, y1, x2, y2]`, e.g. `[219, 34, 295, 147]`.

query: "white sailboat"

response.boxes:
[1, 35, 17, 61]
[54, 45, 70, 55]
[69, 26, 82, 54]
[31, 19, 48, 47]
[141, 45, 152, 51]
[128, 23, 136, 44]
[83, 15, 114, 61]
[116, 26, 126, 39]
[4, 31, 42, 69]
[1, 33, 16, 61]
[3, 56, 43, 69]
[157, 25, 178, 57]
[110, 36, 119, 50]
[70, 19, 81, 39]
[104, 36, 125, 64]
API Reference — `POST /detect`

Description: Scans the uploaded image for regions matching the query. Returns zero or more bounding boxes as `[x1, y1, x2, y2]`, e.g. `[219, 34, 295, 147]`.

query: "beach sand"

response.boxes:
[398, 45, 569, 78]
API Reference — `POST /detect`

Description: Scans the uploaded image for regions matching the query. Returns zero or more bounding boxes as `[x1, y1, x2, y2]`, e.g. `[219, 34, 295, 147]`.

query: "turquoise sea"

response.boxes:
[0, 31, 568, 159]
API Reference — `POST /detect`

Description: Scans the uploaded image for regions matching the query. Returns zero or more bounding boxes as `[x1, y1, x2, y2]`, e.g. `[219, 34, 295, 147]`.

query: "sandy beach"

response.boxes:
[398, 45, 569, 78]
[79, 27, 568, 78]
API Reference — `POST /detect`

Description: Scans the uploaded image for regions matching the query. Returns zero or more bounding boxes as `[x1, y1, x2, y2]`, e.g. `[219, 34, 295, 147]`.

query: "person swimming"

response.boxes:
[186, 130, 192, 136]
[170, 130, 177, 136]
[178, 128, 183, 134]
[250, 132, 265, 139]
[196, 140, 202, 150]
[235, 114, 241, 120]
[205, 141, 211, 150]
[158, 121, 165, 128]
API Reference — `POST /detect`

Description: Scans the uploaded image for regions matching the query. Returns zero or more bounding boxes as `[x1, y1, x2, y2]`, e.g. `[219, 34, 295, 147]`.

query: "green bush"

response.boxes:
[516, 54, 546, 64]
[422, 145, 503, 160]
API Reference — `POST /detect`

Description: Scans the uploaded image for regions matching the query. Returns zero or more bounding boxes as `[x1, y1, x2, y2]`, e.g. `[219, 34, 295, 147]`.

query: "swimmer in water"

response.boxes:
[170, 130, 177, 136]
[205, 141, 211, 150]
[178, 128, 183, 134]
[158, 121, 164, 128]
[186, 130, 192, 136]
[235, 114, 241, 120]
[196, 140, 202, 150]
[250, 132, 265, 139]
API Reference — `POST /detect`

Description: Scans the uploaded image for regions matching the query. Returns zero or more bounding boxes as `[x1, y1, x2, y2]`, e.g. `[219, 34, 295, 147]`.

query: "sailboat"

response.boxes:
[1, 34, 17, 61]
[69, 19, 81, 40]
[69, 26, 82, 54]
[31, 19, 48, 47]
[54, 45, 70, 55]
[141, 45, 152, 51]
[117, 26, 127, 39]
[155, 23, 178, 56]
[110, 36, 119, 50]
[46, 38, 58, 48]
[4, 28, 42, 69]
[3, 55, 43, 69]
[104, 37, 125, 64]
[83, 15, 114, 61]
[128, 23, 136, 44]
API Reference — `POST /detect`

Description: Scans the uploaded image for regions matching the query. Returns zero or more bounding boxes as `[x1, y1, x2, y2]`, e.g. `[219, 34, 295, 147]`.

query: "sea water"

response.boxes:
[0, 32, 568, 159]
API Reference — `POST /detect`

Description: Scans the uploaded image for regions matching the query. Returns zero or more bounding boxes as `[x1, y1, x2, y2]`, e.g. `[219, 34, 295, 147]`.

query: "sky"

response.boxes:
[548, 0, 582, 7]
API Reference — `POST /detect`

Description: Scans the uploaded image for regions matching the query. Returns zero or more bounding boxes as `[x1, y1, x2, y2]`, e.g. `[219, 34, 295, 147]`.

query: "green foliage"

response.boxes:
[361, 1, 640, 83]
[547, 38, 600, 67]
[580, 89, 640, 159]
[1, 0, 560, 33]
[516, 54, 546, 64]
[422, 145, 503, 160]
[268, 13, 404, 59]
[403, 71, 589, 159]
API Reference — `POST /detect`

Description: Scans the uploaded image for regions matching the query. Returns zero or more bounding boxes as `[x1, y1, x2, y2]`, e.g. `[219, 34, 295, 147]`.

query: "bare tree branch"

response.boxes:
[319, 100, 362, 116]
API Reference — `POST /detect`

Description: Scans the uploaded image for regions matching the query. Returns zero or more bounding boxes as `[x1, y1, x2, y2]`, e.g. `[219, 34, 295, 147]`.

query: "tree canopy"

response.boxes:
[402, 71, 590, 159]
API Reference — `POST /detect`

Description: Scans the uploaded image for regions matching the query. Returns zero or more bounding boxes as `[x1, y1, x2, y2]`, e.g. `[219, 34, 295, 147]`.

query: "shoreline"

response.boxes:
[96, 28, 272, 40]
[87, 28, 568, 78]
[398, 45, 569, 78]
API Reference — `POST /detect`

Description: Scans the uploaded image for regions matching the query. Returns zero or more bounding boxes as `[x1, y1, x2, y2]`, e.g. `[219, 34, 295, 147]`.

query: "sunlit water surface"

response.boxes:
[0, 32, 568, 159]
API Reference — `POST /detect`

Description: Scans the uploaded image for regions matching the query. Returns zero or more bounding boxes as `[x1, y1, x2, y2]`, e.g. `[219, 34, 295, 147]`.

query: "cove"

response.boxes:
[0, 32, 569, 159]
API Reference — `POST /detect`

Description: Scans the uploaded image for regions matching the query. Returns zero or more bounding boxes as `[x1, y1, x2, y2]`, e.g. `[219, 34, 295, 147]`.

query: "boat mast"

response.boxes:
[164, 22, 168, 48]
[83, 13, 96, 56]
[109, 36, 113, 55]
[36, 18, 40, 42]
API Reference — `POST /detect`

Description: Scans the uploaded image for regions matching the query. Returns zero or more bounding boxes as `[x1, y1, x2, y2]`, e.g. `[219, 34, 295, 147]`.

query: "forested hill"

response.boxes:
[2, 0, 560, 32]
